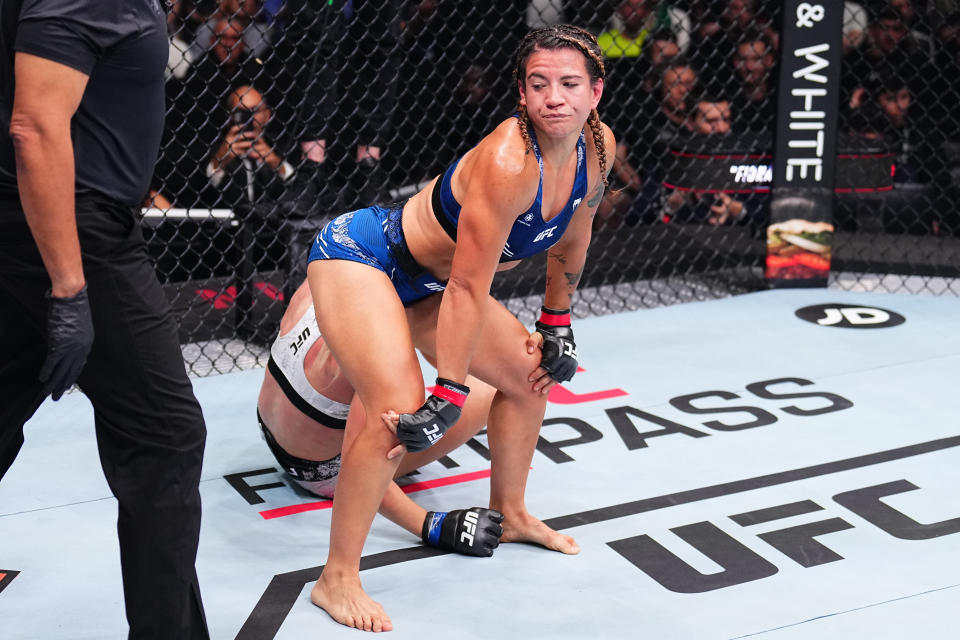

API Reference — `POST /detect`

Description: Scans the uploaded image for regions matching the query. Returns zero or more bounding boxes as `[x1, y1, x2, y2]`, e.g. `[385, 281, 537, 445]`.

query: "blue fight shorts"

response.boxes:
[308, 202, 446, 306]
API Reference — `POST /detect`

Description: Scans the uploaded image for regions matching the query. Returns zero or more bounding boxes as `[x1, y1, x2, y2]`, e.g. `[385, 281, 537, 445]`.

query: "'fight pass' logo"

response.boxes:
[795, 304, 905, 329]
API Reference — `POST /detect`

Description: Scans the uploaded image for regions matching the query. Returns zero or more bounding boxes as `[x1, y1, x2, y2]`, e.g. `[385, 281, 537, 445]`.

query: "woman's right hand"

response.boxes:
[380, 411, 406, 460]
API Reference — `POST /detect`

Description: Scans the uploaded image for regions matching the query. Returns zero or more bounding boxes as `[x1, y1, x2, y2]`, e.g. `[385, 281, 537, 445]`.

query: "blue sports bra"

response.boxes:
[430, 123, 589, 262]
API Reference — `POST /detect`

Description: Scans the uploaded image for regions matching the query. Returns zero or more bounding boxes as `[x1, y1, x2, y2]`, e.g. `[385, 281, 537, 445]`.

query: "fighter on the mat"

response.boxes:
[257, 280, 503, 557]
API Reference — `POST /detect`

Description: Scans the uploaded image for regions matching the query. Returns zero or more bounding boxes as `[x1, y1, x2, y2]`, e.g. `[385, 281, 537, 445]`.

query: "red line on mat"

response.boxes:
[258, 468, 492, 520]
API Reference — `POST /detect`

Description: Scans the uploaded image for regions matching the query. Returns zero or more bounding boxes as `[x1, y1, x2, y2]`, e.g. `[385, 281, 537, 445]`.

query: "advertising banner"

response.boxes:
[768, 1, 845, 286]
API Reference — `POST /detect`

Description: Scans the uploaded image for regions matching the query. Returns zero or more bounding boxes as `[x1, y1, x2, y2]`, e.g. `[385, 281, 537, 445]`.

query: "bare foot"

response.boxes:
[500, 510, 580, 554]
[311, 571, 393, 632]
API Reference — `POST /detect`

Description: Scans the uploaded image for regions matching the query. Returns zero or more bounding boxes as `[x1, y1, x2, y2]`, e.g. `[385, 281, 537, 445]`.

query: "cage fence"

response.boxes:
[154, 1, 960, 376]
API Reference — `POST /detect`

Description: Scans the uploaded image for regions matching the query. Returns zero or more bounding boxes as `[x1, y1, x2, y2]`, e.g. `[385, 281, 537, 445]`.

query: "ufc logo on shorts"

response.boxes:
[424, 282, 446, 293]
[460, 510, 478, 546]
[422, 423, 444, 444]
[534, 226, 557, 243]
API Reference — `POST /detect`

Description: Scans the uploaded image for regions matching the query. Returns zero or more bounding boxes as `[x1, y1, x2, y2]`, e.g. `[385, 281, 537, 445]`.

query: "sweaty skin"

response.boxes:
[307, 33, 615, 632]
[258, 281, 499, 538]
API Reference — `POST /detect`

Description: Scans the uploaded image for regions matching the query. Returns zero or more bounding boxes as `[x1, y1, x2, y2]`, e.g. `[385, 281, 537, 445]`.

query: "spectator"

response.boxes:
[189, 0, 272, 62]
[400, 0, 444, 64]
[845, 2, 869, 53]
[660, 59, 697, 113]
[167, 1, 199, 80]
[598, 0, 690, 58]
[690, 0, 779, 67]
[203, 85, 295, 208]
[729, 28, 777, 132]
[276, 0, 403, 218]
[157, 17, 266, 207]
[842, 5, 931, 108]
[846, 68, 943, 232]
[599, 57, 698, 227]
[168, 0, 219, 48]
[688, 93, 732, 136]
[597, 0, 655, 58]
[925, 12, 960, 142]
[662, 91, 766, 226]
[649, 57, 699, 147]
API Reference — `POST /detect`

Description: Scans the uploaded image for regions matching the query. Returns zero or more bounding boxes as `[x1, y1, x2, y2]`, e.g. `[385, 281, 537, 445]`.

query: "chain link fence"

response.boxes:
[151, 0, 960, 376]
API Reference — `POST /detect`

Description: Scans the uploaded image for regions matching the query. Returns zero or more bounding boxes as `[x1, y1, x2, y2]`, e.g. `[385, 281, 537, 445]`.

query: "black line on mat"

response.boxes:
[235, 434, 960, 640]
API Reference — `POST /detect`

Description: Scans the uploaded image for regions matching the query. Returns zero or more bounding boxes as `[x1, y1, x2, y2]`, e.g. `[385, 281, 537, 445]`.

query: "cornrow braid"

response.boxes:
[517, 103, 533, 154]
[587, 109, 609, 189]
[512, 25, 610, 188]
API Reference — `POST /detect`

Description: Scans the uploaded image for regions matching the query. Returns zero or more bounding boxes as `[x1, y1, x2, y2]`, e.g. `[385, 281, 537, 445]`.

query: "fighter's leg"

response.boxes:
[306, 259, 425, 632]
[373, 373, 496, 531]
[440, 296, 579, 554]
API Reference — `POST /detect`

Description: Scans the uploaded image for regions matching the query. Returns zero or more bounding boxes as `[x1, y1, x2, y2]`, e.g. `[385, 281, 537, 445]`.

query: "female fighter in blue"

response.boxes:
[306, 25, 615, 631]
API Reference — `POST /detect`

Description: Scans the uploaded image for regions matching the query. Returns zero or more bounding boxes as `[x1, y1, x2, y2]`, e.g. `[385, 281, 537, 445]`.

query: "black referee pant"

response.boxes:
[0, 195, 209, 640]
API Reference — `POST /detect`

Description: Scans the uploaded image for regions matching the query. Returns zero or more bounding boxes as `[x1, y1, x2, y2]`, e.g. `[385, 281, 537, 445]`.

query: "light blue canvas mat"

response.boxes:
[2, 289, 958, 639]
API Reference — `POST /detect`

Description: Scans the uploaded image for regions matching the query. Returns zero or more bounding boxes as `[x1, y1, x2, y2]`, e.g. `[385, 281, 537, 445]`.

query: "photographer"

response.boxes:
[205, 85, 295, 207]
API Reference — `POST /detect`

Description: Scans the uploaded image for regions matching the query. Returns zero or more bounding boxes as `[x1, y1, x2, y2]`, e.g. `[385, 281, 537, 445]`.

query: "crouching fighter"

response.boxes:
[257, 281, 503, 556]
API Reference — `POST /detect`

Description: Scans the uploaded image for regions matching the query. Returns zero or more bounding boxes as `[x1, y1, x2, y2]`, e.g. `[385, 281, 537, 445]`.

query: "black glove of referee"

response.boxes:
[535, 306, 578, 383]
[40, 286, 94, 400]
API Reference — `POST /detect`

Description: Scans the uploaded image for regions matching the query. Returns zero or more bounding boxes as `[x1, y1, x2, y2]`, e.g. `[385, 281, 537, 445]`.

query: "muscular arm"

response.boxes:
[10, 53, 90, 297]
[434, 147, 535, 384]
[543, 124, 617, 309]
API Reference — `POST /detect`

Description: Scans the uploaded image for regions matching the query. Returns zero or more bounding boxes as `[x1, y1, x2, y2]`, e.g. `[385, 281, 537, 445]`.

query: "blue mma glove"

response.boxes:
[396, 378, 469, 452]
[40, 286, 94, 400]
[535, 306, 578, 383]
[422, 507, 504, 557]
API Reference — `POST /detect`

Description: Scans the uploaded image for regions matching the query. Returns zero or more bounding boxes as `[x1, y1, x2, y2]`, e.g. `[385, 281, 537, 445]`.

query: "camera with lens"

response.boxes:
[231, 107, 257, 132]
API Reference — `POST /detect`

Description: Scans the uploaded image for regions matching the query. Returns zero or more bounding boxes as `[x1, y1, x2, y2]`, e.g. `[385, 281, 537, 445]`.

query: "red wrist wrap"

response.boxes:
[538, 308, 571, 326]
[432, 379, 469, 408]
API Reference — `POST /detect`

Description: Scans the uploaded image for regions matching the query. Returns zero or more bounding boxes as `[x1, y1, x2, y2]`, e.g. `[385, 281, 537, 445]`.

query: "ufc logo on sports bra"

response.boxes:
[534, 226, 558, 243]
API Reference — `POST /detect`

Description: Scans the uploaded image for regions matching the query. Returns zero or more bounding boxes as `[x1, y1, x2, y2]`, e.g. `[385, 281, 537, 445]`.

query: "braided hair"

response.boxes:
[513, 25, 610, 188]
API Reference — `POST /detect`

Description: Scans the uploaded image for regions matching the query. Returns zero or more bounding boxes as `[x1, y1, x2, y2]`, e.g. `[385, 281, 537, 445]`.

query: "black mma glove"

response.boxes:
[40, 286, 94, 400]
[396, 378, 469, 452]
[422, 507, 504, 557]
[535, 306, 578, 383]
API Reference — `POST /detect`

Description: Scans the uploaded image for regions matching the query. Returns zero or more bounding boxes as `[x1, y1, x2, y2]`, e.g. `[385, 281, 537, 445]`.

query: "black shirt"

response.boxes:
[0, 0, 168, 205]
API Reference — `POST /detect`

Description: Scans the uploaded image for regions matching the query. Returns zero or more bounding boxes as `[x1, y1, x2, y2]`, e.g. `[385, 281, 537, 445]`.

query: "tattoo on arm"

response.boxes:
[586, 181, 605, 208]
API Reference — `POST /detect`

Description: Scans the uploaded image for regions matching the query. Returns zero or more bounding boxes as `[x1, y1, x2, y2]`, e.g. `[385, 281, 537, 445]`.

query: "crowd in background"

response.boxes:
[149, 0, 960, 238]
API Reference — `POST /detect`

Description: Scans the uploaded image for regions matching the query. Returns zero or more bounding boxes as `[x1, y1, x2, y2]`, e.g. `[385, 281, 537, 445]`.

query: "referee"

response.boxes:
[0, 1, 209, 638]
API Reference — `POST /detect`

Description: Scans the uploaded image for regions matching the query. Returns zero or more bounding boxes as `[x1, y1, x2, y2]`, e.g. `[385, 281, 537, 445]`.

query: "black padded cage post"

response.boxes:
[767, 0, 844, 288]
